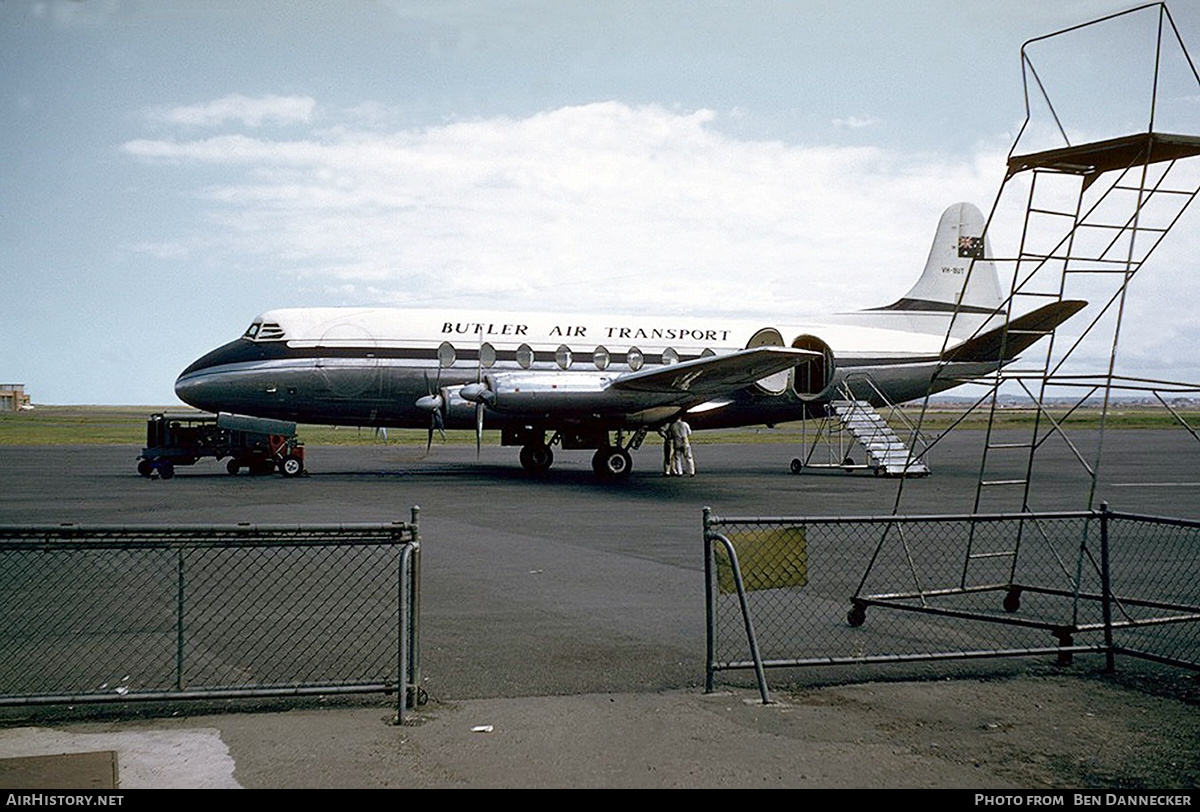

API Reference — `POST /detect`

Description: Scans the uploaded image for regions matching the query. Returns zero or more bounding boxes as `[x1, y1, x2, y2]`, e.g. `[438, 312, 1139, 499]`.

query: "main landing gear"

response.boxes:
[510, 427, 646, 479]
[592, 446, 632, 478]
[518, 442, 554, 474]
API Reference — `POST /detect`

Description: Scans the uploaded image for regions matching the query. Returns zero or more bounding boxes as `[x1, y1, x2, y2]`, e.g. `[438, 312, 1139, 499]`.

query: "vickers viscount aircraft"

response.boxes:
[175, 202, 1085, 478]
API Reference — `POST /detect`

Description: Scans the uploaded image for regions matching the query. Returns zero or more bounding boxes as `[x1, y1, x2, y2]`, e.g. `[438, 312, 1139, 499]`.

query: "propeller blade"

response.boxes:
[475, 403, 484, 458]
[476, 331, 484, 384]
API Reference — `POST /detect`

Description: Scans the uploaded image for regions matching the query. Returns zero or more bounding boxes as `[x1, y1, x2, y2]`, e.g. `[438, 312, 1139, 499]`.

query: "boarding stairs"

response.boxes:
[830, 399, 929, 477]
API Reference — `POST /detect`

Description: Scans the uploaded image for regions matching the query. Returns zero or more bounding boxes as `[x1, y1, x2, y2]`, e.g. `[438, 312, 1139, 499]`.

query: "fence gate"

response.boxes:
[0, 510, 422, 723]
[704, 506, 1200, 702]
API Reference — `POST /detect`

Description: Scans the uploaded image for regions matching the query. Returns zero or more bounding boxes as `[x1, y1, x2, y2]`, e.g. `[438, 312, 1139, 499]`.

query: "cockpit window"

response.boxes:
[243, 321, 285, 341]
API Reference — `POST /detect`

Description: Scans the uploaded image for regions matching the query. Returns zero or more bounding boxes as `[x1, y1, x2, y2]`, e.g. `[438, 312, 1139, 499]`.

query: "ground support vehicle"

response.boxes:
[137, 412, 305, 479]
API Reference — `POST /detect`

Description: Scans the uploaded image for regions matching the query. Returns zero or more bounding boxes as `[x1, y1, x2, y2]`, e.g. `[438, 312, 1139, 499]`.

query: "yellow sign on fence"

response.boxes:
[714, 527, 808, 594]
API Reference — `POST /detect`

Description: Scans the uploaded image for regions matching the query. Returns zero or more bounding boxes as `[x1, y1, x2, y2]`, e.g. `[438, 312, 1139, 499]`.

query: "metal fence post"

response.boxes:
[176, 547, 185, 691]
[409, 505, 421, 711]
[1100, 502, 1115, 673]
[703, 507, 716, 694]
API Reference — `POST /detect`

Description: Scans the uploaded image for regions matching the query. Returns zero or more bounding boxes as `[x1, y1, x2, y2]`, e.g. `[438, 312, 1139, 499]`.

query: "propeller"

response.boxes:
[415, 369, 446, 452]
[458, 331, 496, 453]
[460, 380, 494, 457]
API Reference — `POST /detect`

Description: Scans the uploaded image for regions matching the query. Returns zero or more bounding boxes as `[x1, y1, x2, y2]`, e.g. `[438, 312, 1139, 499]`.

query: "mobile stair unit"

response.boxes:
[791, 377, 930, 477]
[832, 400, 930, 477]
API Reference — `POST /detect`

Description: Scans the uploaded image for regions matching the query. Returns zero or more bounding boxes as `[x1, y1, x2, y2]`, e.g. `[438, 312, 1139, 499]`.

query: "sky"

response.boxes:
[3, 0, 1200, 405]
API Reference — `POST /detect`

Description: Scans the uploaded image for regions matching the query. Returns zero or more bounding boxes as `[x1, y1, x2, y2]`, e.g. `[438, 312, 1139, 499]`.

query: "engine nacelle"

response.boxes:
[486, 372, 621, 413]
[746, 327, 789, 395]
[790, 334, 836, 401]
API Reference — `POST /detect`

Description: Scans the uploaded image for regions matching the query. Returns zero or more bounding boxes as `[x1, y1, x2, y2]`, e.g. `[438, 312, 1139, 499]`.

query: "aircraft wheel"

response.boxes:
[158, 460, 175, 480]
[789, 458, 803, 475]
[279, 454, 304, 478]
[593, 447, 632, 479]
[137, 459, 154, 478]
[847, 603, 866, 627]
[519, 443, 553, 473]
[1003, 587, 1022, 613]
[227, 459, 241, 475]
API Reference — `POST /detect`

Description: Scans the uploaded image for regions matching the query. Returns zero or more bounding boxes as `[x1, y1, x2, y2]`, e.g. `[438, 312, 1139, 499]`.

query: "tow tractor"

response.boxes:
[137, 412, 305, 479]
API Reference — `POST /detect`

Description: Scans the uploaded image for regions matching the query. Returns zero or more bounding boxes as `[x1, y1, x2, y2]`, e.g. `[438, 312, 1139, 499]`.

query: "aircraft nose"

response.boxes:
[174, 370, 205, 409]
[174, 365, 228, 413]
[174, 337, 253, 411]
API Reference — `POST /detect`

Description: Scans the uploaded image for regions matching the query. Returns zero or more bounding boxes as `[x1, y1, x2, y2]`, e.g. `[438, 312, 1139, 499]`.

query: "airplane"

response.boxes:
[174, 202, 1085, 479]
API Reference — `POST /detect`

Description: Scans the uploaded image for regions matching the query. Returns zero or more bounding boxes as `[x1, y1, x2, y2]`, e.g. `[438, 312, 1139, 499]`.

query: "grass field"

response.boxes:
[1, 403, 1196, 446]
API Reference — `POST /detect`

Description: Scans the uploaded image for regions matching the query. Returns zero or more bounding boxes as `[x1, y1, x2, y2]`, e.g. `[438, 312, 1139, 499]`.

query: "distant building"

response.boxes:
[0, 384, 31, 412]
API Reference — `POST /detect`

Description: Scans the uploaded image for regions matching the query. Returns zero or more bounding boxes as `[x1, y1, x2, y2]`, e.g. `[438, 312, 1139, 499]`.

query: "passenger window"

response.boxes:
[437, 341, 456, 368]
[516, 343, 534, 369]
[556, 345, 573, 370]
[701, 348, 716, 358]
[593, 346, 610, 370]
[662, 347, 679, 365]
[627, 347, 644, 371]
[480, 342, 497, 368]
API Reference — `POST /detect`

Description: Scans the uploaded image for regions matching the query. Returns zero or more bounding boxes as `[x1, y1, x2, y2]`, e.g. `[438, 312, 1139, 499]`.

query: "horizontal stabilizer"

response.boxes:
[942, 300, 1088, 362]
[611, 346, 818, 396]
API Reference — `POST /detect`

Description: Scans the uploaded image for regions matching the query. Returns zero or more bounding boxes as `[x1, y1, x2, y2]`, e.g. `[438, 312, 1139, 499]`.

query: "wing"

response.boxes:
[609, 346, 819, 397]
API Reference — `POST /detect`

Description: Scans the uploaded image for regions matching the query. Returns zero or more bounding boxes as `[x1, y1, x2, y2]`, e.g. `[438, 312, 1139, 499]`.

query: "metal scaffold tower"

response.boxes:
[913, 2, 1200, 518]
[847, 5, 1200, 641]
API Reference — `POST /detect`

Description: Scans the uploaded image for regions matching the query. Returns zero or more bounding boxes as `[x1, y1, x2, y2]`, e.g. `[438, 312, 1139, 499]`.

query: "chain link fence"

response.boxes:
[704, 506, 1200, 702]
[0, 512, 421, 722]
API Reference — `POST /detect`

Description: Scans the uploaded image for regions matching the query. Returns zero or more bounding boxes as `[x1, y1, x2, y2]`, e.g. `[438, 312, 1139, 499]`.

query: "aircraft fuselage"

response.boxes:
[173, 204, 1083, 477]
[175, 306, 983, 431]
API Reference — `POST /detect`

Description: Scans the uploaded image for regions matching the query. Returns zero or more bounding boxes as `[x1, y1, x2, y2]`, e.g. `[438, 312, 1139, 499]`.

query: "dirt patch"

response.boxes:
[787, 669, 1200, 788]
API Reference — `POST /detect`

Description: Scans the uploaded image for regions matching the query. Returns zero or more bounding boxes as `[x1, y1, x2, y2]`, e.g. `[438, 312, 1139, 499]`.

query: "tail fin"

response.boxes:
[834, 202, 1005, 339]
[892, 202, 1003, 315]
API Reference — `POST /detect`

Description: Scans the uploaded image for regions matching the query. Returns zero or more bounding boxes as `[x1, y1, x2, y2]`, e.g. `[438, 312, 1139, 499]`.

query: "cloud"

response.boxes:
[123, 100, 1008, 321]
[122, 95, 1200, 390]
[832, 115, 880, 130]
[153, 94, 317, 128]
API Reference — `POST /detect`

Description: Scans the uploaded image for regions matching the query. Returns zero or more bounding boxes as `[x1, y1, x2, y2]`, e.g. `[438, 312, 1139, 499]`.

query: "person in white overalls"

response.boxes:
[669, 417, 695, 476]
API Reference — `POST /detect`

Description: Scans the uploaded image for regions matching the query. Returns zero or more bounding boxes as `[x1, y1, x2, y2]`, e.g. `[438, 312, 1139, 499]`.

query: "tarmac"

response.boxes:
[0, 434, 1198, 789]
